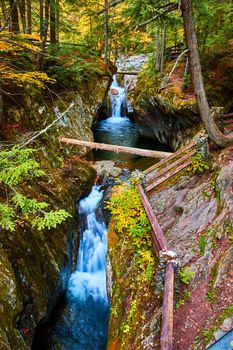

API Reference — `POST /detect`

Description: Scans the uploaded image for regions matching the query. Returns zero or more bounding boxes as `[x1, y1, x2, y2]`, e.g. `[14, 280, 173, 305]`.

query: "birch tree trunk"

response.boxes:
[181, 0, 233, 147]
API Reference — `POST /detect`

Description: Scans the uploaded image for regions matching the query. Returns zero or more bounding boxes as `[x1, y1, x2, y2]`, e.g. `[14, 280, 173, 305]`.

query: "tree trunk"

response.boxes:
[39, 0, 44, 38]
[183, 56, 189, 78]
[155, 26, 160, 72]
[50, 0, 56, 44]
[181, 0, 233, 147]
[38, 0, 49, 69]
[160, 23, 166, 77]
[9, 0, 19, 32]
[1, 0, 7, 22]
[55, 0, 59, 42]
[104, 0, 108, 64]
[0, 84, 3, 126]
[19, 0, 26, 32]
[26, 0, 32, 33]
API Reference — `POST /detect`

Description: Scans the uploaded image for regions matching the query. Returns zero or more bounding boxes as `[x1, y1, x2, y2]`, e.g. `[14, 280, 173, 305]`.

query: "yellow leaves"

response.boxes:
[10, 72, 56, 89]
[0, 69, 56, 89]
[0, 32, 42, 54]
[0, 32, 55, 90]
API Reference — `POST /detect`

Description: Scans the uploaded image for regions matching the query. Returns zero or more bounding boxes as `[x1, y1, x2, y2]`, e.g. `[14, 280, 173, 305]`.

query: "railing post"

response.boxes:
[161, 261, 175, 350]
[195, 133, 209, 161]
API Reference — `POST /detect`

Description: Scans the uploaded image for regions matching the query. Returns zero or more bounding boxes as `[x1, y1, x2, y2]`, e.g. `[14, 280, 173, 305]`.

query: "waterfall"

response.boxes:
[109, 74, 126, 119]
[67, 186, 108, 304]
[44, 186, 110, 350]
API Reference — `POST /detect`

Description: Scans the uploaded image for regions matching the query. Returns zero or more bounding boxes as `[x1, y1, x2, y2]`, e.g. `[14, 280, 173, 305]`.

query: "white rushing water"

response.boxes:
[109, 74, 127, 120]
[67, 186, 108, 304]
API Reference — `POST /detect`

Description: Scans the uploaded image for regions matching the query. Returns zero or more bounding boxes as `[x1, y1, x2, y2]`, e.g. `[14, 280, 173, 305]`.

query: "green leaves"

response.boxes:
[0, 204, 16, 232]
[32, 210, 71, 230]
[179, 267, 195, 284]
[12, 193, 49, 216]
[0, 147, 45, 187]
[0, 146, 71, 232]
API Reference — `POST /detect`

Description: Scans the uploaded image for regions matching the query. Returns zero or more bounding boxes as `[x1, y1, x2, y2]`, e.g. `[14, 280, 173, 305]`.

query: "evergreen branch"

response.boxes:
[136, 3, 179, 29]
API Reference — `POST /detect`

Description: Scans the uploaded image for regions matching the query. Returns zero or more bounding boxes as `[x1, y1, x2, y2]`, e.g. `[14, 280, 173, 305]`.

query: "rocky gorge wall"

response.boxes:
[0, 73, 111, 349]
[107, 146, 233, 350]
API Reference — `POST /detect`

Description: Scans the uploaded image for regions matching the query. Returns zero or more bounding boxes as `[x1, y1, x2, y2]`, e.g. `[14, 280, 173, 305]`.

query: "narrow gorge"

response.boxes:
[0, 2, 232, 349]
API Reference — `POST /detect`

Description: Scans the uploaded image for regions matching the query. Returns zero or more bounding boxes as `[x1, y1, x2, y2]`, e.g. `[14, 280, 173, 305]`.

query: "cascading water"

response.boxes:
[93, 74, 171, 169]
[93, 74, 139, 163]
[42, 186, 110, 350]
[110, 74, 127, 119]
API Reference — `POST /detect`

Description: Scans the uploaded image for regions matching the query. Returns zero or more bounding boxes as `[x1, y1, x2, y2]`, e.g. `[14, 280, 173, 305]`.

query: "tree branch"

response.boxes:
[0, 0, 17, 33]
[97, 0, 124, 15]
[22, 103, 74, 147]
[168, 48, 189, 79]
[136, 3, 179, 29]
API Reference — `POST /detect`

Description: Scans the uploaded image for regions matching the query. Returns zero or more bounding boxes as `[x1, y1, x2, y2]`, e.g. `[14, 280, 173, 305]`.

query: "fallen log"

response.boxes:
[59, 138, 173, 159]
[117, 71, 139, 75]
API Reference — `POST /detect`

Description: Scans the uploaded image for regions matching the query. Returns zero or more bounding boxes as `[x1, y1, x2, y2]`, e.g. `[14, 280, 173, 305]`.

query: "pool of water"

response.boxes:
[93, 116, 171, 171]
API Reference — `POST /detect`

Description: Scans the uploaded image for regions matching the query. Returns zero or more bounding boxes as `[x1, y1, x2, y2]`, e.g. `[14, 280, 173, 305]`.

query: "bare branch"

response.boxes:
[0, 0, 17, 32]
[22, 103, 74, 147]
[136, 3, 179, 29]
[97, 0, 124, 15]
[168, 48, 189, 79]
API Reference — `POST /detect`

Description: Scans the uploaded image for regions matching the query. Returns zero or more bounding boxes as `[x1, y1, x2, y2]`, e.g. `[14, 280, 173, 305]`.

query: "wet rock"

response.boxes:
[220, 317, 232, 332]
[116, 54, 148, 72]
[0, 246, 25, 349]
[92, 160, 122, 178]
[106, 254, 113, 300]
[111, 88, 119, 95]
[213, 329, 226, 340]
[133, 94, 200, 150]
[214, 246, 233, 289]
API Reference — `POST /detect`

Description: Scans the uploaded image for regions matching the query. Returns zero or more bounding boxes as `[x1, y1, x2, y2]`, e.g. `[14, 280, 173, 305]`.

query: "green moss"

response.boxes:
[210, 167, 223, 213]
[107, 181, 159, 349]
[179, 267, 195, 285]
[206, 263, 218, 302]
[199, 235, 208, 256]
[176, 289, 191, 309]
[201, 305, 233, 346]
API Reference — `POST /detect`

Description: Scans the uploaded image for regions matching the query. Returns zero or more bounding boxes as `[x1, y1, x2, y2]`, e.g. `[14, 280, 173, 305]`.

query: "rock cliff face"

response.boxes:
[107, 146, 233, 350]
[150, 147, 233, 350]
[133, 93, 200, 151]
[0, 75, 110, 349]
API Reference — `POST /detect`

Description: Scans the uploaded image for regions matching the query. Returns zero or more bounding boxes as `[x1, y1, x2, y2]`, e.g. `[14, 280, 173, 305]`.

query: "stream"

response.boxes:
[93, 75, 171, 171]
[32, 74, 170, 350]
